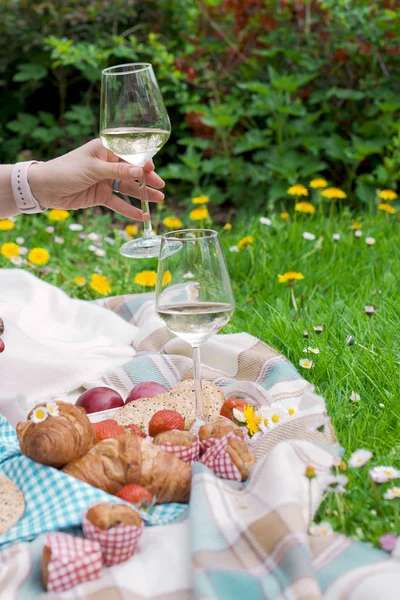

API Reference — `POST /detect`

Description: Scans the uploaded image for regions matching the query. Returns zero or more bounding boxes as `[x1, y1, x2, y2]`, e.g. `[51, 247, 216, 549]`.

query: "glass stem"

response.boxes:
[192, 345, 204, 423]
[138, 167, 153, 238]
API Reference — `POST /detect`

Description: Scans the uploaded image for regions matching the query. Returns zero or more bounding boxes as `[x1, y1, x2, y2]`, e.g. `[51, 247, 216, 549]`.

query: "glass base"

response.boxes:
[119, 234, 161, 259]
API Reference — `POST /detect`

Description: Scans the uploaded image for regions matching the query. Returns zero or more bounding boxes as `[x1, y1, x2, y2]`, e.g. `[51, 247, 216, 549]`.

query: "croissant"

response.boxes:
[199, 418, 244, 442]
[85, 503, 142, 530]
[152, 430, 197, 447]
[62, 433, 191, 504]
[17, 401, 96, 468]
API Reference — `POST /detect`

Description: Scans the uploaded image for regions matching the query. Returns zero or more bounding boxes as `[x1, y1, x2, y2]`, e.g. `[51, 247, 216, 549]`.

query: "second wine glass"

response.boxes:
[100, 62, 171, 258]
[156, 230, 235, 427]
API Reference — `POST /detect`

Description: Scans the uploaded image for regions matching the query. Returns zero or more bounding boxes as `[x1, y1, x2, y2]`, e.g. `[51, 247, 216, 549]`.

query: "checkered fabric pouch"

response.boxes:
[44, 532, 103, 593]
[200, 433, 243, 482]
[0, 415, 188, 547]
[158, 439, 201, 465]
[82, 510, 144, 566]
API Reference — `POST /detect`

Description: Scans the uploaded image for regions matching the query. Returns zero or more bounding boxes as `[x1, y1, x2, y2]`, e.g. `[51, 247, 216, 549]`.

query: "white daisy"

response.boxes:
[229, 245, 239, 253]
[54, 236, 64, 244]
[46, 401, 60, 417]
[384, 487, 400, 500]
[349, 391, 361, 402]
[303, 232, 316, 241]
[94, 267, 103, 275]
[259, 217, 272, 226]
[69, 223, 83, 231]
[232, 408, 246, 423]
[105, 236, 115, 245]
[183, 272, 195, 279]
[45, 226, 54, 234]
[30, 406, 48, 423]
[309, 522, 333, 536]
[16, 237, 25, 244]
[299, 358, 314, 369]
[325, 474, 348, 494]
[365, 305, 375, 316]
[88, 245, 97, 252]
[313, 325, 324, 334]
[369, 466, 400, 483]
[88, 232, 101, 241]
[79, 233, 87, 240]
[348, 449, 372, 468]
[94, 249, 106, 257]
[18, 247, 28, 255]
[365, 237, 375, 246]
[354, 230, 363, 238]
[10, 256, 23, 266]
[333, 233, 340, 241]
[308, 347, 320, 354]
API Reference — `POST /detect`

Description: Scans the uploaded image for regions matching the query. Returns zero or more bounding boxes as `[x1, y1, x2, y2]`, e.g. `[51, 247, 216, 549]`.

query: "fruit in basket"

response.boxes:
[0, 339, 4, 353]
[148, 409, 184, 437]
[125, 381, 168, 404]
[92, 419, 125, 441]
[115, 483, 153, 506]
[76, 387, 124, 414]
[220, 398, 248, 421]
[125, 423, 146, 438]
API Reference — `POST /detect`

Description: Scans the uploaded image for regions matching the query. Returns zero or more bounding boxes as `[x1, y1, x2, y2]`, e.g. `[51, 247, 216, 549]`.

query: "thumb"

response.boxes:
[92, 159, 142, 182]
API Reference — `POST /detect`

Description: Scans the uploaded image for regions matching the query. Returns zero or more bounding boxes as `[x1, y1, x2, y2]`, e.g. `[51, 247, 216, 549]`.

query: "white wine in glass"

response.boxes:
[156, 230, 235, 426]
[100, 63, 171, 258]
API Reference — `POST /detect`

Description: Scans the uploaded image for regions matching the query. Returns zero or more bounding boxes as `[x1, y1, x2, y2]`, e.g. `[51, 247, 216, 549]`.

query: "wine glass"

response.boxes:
[156, 230, 235, 426]
[100, 63, 171, 258]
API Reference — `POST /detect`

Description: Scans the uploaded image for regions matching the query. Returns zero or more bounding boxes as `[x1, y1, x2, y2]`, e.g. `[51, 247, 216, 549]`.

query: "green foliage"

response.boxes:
[0, 0, 399, 211]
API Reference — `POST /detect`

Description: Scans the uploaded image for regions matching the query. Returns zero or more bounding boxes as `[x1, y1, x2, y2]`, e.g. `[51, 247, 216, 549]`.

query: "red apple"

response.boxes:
[125, 381, 168, 404]
[75, 387, 124, 414]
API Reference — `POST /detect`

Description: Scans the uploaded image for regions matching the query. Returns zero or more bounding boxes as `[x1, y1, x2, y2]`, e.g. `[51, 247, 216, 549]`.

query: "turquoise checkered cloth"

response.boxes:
[0, 415, 187, 547]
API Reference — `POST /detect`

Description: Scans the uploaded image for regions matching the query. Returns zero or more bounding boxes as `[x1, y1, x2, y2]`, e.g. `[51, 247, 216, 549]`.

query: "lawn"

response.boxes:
[1, 201, 400, 548]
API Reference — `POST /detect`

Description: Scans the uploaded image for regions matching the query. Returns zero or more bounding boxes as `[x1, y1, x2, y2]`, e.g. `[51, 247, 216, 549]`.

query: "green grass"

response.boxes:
[1, 204, 400, 547]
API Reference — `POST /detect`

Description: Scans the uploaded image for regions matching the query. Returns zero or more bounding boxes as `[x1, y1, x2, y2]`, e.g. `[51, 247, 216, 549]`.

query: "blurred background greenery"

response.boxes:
[0, 0, 399, 215]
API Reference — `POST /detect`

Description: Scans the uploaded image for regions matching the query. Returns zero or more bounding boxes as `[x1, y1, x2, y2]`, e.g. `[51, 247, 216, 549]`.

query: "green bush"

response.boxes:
[0, 0, 399, 213]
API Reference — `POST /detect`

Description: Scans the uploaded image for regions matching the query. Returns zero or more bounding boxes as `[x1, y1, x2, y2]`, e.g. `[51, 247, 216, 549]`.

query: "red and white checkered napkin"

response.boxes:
[200, 432, 242, 482]
[44, 532, 103, 593]
[158, 438, 201, 464]
[82, 513, 144, 567]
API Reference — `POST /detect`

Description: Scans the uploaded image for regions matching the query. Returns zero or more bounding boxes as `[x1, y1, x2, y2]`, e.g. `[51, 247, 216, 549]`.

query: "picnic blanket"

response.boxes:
[0, 269, 399, 600]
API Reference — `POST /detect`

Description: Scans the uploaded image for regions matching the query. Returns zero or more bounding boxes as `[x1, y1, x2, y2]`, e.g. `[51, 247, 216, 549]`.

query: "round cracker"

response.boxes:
[0, 474, 25, 534]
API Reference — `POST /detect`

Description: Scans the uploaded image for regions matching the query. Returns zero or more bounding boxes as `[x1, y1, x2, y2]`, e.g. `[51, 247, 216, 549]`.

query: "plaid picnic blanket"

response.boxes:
[1, 280, 399, 599]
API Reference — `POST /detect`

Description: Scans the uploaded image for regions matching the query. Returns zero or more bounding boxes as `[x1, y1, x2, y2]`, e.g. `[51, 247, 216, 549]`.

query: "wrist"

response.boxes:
[27, 162, 49, 209]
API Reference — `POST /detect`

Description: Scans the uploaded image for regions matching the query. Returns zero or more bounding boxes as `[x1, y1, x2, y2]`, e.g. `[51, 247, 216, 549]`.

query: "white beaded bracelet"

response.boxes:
[11, 161, 44, 214]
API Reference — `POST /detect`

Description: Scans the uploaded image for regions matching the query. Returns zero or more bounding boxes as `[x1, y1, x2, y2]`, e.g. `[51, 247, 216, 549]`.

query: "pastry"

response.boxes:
[85, 503, 142, 530]
[198, 418, 244, 442]
[152, 430, 197, 447]
[17, 401, 96, 468]
[62, 433, 191, 504]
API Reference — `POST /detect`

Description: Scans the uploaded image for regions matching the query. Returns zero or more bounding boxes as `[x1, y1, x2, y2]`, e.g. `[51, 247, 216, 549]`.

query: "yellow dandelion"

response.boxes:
[0, 219, 15, 231]
[125, 224, 139, 238]
[162, 270, 172, 287]
[321, 187, 347, 200]
[378, 203, 396, 214]
[281, 212, 289, 220]
[163, 217, 183, 229]
[237, 235, 254, 250]
[223, 223, 232, 231]
[352, 221, 361, 230]
[189, 207, 209, 221]
[278, 271, 304, 283]
[134, 270, 157, 287]
[73, 277, 86, 287]
[287, 184, 308, 197]
[192, 195, 209, 205]
[243, 404, 262, 436]
[309, 178, 328, 189]
[378, 189, 397, 201]
[1, 242, 20, 259]
[47, 209, 70, 222]
[89, 274, 111, 296]
[28, 248, 49, 266]
[295, 202, 316, 214]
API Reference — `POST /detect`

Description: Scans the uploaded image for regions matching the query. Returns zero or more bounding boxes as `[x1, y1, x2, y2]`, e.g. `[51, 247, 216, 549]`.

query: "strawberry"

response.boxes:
[125, 423, 146, 438]
[148, 410, 184, 438]
[220, 398, 248, 421]
[115, 483, 153, 506]
[92, 419, 126, 441]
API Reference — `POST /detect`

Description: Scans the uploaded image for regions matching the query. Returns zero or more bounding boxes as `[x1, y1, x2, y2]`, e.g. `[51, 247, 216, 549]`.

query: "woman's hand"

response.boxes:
[28, 139, 165, 221]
